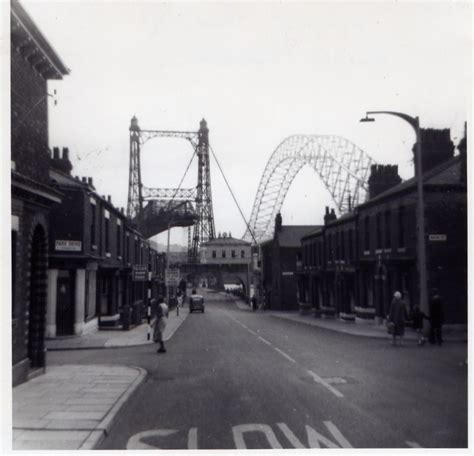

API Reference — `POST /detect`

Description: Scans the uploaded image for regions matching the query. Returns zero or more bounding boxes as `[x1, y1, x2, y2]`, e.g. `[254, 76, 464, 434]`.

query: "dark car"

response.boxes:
[189, 294, 205, 313]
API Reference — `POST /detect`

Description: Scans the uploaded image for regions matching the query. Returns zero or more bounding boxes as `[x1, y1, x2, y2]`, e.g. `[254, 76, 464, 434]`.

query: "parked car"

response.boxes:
[189, 293, 205, 313]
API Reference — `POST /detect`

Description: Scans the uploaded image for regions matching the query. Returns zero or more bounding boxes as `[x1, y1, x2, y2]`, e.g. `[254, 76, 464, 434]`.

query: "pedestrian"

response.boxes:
[177, 290, 183, 308]
[412, 305, 428, 345]
[429, 290, 444, 346]
[152, 295, 169, 353]
[387, 291, 408, 346]
[251, 295, 258, 311]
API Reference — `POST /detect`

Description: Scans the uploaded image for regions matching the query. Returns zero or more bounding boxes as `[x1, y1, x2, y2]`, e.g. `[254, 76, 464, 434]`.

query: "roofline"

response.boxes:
[12, 0, 70, 78]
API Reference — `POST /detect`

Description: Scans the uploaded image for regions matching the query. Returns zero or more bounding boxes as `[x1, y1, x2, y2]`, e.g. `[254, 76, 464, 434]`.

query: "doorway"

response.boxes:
[56, 270, 75, 335]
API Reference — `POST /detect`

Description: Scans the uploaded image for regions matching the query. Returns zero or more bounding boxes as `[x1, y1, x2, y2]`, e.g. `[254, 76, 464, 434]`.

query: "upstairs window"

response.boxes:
[364, 216, 370, 251]
[117, 224, 121, 257]
[222, 250, 226, 258]
[90, 204, 96, 247]
[376, 213, 382, 250]
[385, 210, 391, 249]
[232, 250, 236, 258]
[341, 231, 345, 260]
[104, 218, 110, 253]
[212, 250, 216, 258]
[241, 250, 245, 258]
[348, 230, 353, 260]
[398, 206, 405, 248]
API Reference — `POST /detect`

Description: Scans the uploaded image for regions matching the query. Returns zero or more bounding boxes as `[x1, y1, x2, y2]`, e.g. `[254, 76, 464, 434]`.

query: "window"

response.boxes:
[222, 250, 226, 258]
[126, 233, 130, 262]
[11, 230, 17, 317]
[117, 224, 121, 257]
[212, 250, 216, 258]
[104, 218, 110, 253]
[341, 231, 345, 260]
[385, 210, 391, 248]
[364, 216, 370, 251]
[232, 250, 236, 258]
[348, 230, 353, 260]
[134, 238, 139, 262]
[241, 250, 245, 258]
[398, 206, 405, 248]
[376, 213, 382, 250]
[90, 204, 96, 247]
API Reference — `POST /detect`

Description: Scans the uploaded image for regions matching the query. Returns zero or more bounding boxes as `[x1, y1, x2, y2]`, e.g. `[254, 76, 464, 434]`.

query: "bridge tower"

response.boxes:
[126, 116, 216, 263]
[191, 119, 216, 261]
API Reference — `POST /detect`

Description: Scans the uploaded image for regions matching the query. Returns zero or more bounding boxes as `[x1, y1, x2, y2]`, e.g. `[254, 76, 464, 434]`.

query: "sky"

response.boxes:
[20, 0, 471, 248]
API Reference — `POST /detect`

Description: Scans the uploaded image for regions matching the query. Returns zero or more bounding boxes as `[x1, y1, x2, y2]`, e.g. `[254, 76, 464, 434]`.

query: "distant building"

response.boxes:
[261, 214, 318, 310]
[200, 232, 251, 265]
[11, 0, 69, 385]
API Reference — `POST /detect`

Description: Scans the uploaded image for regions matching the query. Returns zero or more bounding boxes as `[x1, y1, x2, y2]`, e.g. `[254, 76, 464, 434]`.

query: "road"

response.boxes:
[48, 291, 467, 449]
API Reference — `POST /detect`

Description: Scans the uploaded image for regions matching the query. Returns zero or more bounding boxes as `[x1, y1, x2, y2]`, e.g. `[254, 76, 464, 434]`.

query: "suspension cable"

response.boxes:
[163, 148, 197, 214]
[209, 144, 258, 245]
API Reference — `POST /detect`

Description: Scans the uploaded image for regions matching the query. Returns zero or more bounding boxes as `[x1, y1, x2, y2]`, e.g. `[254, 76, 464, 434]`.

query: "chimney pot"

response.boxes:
[81, 177, 87, 183]
[107, 195, 111, 203]
[87, 177, 93, 186]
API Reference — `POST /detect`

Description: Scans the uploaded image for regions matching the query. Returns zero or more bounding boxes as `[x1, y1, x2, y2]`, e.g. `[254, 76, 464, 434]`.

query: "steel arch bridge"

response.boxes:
[243, 135, 376, 243]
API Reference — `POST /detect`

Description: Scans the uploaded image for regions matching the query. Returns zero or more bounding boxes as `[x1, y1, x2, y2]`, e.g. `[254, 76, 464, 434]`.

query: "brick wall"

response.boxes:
[11, 45, 50, 183]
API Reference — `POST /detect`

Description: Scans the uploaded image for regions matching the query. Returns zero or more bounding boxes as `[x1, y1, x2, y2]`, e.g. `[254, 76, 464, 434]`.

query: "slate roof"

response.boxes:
[277, 225, 321, 248]
[358, 156, 463, 208]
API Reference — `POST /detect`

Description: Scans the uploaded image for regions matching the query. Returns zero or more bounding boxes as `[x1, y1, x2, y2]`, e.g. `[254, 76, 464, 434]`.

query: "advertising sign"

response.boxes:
[165, 268, 180, 285]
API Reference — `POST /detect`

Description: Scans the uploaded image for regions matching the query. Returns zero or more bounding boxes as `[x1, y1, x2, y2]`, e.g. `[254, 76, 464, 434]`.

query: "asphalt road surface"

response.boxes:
[49, 291, 467, 449]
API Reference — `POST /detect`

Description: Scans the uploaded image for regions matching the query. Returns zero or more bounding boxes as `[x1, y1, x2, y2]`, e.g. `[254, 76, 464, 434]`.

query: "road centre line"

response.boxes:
[273, 347, 296, 363]
[307, 370, 344, 398]
[230, 315, 343, 398]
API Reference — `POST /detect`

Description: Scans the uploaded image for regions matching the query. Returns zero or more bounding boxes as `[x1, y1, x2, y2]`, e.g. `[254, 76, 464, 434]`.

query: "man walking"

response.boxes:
[429, 290, 444, 346]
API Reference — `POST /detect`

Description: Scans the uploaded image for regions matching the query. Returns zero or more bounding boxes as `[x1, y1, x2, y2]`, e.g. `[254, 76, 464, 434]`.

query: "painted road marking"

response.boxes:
[406, 441, 422, 448]
[258, 336, 272, 346]
[126, 423, 353, 449]
[307, 370, 344, 398]
[230, 315, 343, 397]
[233, 424, 283, 449]
[273, 347, 296, 363]
[324, 377, 347, 384]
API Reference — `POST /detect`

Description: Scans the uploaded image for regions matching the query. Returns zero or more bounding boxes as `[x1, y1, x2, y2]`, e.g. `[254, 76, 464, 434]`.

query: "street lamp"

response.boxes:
[360, 110, 428, 318]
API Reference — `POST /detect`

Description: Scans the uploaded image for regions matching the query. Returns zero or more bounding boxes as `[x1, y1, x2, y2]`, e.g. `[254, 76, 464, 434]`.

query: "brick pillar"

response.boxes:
[46, 269, 58, 338]
[74, 269, 86, 335]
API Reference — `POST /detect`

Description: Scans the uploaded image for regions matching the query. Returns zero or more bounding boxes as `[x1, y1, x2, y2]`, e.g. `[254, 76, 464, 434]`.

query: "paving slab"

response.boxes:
[12, 364, 147, 450]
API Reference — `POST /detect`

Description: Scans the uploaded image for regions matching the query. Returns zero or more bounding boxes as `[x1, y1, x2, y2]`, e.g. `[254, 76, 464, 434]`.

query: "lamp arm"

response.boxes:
[366, 111, 419, 132]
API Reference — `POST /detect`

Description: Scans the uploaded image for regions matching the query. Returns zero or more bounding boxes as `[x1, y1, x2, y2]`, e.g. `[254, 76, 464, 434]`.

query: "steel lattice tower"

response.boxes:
[127, 116, 215, 262]
[191, 119, 216, 260]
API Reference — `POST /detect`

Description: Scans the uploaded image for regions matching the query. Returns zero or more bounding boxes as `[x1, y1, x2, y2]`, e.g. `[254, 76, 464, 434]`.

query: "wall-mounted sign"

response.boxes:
[429, 234, 447, 242]
[165, 268, 180, 286]
[55, 240, 82, 251]
[282, 271, 294, 276]
[132, 265, 148, 282]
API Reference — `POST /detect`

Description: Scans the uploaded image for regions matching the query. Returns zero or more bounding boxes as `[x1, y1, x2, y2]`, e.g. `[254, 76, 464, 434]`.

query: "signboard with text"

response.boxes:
[132, 265, 148, 282]
[55, 240, 82, 252]
[429, 234, 447, 242]
[165, 268, 180, 286]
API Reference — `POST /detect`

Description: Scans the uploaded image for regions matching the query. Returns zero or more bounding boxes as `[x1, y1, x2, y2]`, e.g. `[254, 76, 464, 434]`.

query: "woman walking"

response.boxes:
[387, 291, 408, 346]
[152, 296, 169, 353]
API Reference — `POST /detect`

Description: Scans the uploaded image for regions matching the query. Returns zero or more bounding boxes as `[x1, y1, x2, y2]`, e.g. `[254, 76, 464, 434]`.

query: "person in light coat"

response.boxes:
[387, 291, 408, 346]
[152, 296, 169, 353]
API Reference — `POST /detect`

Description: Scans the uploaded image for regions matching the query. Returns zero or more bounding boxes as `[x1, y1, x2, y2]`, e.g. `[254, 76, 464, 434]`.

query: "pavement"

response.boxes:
[12, 292, 467, 450]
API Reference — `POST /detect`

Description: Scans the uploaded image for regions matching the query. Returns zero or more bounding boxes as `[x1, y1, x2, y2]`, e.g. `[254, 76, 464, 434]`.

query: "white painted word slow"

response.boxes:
[126, 421, 352, 449]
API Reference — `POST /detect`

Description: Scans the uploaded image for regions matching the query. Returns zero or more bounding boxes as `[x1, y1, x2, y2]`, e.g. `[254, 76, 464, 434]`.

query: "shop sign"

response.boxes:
[429, 234, 447, 242]
[132, 265, 148, 281]
[282, 271, 294, 276]
[55, 240, 82, 251]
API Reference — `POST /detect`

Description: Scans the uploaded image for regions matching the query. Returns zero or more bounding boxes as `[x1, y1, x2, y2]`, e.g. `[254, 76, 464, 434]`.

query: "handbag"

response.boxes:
[386, 321, 395, 335]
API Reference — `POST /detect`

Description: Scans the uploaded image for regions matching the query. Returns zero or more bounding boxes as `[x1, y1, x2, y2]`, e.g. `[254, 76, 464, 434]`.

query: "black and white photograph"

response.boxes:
[3, 0, 470, 452]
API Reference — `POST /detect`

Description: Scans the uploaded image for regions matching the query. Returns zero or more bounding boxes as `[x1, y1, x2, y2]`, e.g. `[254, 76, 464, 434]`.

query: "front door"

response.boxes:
[56, 270, 74, 335]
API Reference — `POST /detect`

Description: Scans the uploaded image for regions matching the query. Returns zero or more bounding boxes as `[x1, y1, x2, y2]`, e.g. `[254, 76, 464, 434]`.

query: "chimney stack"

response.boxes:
[324, 206, 337, 225]
[275, 212, 283, 232]
[416, 128, 455, 174]
[368, 164, 402, 199]
[87, 177, 93, 186]
[53, 147, 60, 159]
[62, 147, 69, 160]
[107, 195, 112, 203]
[81, 177, 87, 183]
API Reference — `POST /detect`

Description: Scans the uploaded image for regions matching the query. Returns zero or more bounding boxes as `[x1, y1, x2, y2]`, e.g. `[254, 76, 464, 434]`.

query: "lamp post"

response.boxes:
[360, 111, 428, 317]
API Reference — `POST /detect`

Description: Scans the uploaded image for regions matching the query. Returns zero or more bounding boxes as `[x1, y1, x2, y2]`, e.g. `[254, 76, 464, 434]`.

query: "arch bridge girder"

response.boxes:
[244, 135, 375, 243]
